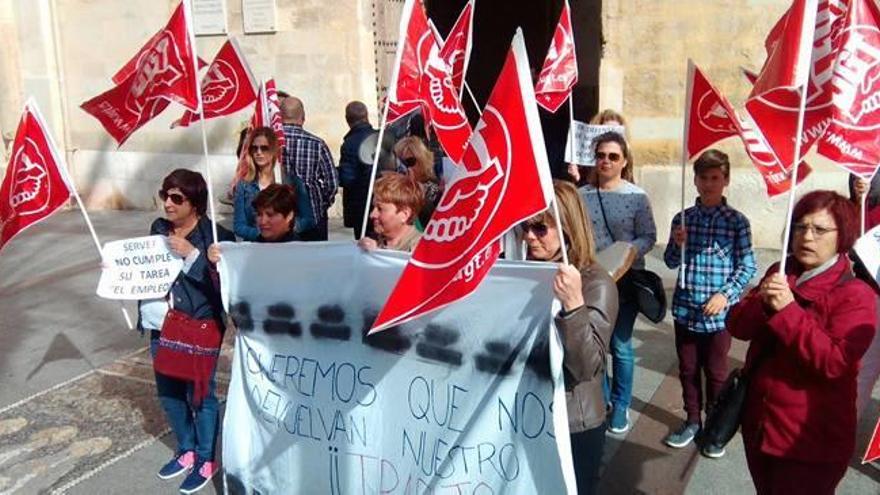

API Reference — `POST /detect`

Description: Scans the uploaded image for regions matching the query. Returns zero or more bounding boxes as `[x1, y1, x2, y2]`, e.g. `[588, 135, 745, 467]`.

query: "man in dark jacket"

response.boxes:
[337, 101, 377, 239]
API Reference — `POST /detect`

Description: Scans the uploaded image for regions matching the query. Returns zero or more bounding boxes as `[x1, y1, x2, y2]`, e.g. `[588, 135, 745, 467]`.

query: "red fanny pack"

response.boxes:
[153, 309, 222, 406]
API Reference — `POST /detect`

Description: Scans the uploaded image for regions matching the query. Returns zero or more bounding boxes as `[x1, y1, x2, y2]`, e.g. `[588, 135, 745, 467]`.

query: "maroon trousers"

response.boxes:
[743, 439, 848, 494]
[674, 323, 731, 424]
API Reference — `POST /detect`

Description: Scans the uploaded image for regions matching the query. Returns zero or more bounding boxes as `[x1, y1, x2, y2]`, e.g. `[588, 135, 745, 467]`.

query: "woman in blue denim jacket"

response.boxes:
[234, 127, 314, 240]
[138, 169, 234, 493]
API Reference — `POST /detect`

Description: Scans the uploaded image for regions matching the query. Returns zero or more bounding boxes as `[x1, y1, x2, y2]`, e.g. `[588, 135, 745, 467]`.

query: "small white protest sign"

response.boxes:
[564, 123, 625, 166]
[854, 224, 880, 286]
[96, 235, 183, 300]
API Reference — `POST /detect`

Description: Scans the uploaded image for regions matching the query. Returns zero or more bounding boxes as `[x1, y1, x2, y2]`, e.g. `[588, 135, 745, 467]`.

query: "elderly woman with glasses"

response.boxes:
[727, 190, 877, 495]
[579, 131, 657, 435]
[521, 180, 617, 495]
[138, 169, 234, 493]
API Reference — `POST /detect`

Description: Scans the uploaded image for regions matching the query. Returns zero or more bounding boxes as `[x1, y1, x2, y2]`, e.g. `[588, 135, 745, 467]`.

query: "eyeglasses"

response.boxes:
[250, 144, 272, 153]
[792, 223, 838, 237]
[520, 222, 549, 238]
[158, 190, 187, 205]
[595, 151, 622, 163]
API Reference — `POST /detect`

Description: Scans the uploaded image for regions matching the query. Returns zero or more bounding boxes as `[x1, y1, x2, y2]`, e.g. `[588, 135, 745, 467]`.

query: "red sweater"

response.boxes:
[727, 256, 877, 463]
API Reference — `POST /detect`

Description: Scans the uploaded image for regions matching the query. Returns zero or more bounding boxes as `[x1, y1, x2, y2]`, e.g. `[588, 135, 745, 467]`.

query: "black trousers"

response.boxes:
[299, 217, 328, 241]
[570, 423, 606, 495]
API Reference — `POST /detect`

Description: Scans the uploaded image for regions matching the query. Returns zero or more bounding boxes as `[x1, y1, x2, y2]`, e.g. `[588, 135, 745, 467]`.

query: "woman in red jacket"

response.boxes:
[727, 190, 877, 494]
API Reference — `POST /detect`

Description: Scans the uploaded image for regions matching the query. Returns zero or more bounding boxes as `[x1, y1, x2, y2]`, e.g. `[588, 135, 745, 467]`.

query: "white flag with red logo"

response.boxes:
[817, 0, 880, 179]
[371, 29, 554, 333]
[249, 79, 285, 150]
[685, 61, 741, 158]
[388, 0, 472, 162]
[176, 37, 257, 128]
[438, 0, 474, 96]
[80, 1, 199, 146]
[535, 0, 578, 113]
[1, 99, 74, 253]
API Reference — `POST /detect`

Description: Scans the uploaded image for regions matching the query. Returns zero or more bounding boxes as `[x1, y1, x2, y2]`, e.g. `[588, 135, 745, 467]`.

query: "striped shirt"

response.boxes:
[663, 198, 757, 333]
[281, 124, 338, 222]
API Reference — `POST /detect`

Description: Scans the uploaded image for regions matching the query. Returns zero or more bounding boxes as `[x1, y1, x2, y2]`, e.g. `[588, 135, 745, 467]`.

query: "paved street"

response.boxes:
[0, 209, 878, 494]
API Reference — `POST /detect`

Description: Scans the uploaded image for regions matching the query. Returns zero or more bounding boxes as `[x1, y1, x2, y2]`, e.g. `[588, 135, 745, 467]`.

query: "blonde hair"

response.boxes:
[373, 174, 424, 224]
[242, 127, 279, 182]
[533, 180, 597, 270]
[393, 136, 436, 183]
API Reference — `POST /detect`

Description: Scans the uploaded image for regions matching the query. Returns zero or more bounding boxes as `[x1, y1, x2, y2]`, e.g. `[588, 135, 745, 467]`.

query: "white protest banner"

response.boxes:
[218, 242, 573, 494]
[96, 235, 183, 300]
[853, 224, 880, 290]
[564, 122, 625, 166]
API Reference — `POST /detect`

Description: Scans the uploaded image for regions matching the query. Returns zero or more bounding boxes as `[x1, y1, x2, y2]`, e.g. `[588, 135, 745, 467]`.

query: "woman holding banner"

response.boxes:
[727, 190, 876, 494]
[138, 169, 234, 493]
[579, 131, 656, 434]
[233, 127, 313, 241]
[522, 180, 617, 495]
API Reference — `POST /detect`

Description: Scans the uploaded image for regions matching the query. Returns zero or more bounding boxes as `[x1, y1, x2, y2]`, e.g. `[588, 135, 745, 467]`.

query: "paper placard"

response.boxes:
[564, 123, 626, 166]
[192, 0, 227, 36]
[96, 235, 183, 300]
[242, 0, 277, 34]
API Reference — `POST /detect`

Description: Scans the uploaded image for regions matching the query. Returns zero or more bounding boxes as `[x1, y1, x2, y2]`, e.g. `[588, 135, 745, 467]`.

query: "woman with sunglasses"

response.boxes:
[393, 136, 441, 229]
[579, 131, 657, 435]
[522, 180, 617, 495]
[727, 190, 876, 494]
[138, 169, 234, 493]
[234, 127, 314, 241]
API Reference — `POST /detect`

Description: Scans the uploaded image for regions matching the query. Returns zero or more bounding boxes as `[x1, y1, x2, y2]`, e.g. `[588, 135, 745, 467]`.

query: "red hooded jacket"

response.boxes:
[727, 256, 876, 463]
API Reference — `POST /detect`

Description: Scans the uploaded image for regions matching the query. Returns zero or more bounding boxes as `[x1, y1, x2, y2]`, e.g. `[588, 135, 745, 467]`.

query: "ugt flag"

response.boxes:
[685, 61, 740, 159]
[817, 0, 880, 179]
[535, 0, 578, 113]
[176, 37, 258, 128]
[438, 0, 474, 97]
[1, 99, 75, 252]
[249, 79, 285, 151]
[371, 29, 555, 333]
[80, 1, 199, 145]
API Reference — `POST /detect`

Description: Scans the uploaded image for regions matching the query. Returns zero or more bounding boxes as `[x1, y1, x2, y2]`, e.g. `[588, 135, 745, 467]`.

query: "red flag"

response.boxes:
[736, 109, 813, 197]
[535, 0, 578, 113]
[249, 79, 285, 150]
[386, 98, 421, 125]
[438, 0, 474, 96]
[686, 62, 740, 158]
[80, 1, 199, 145]
[865, 415, 880, 463]
[817, 0, 880, 179]
[176, 38, 258, 128]
[371, 29, 554, 332]
[388, 0, 471, 162]
[1, 99, 74, 252]
[750, 0, 819, 99]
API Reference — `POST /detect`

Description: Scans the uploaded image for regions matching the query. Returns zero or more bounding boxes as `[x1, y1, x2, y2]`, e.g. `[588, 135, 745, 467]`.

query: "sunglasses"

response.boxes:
[401, 157, 418, 168]
[250, 144, 272, 153]
[520, 222, 549, 238]
[595, 151, 622, 162]
[158, 190, 187, 205]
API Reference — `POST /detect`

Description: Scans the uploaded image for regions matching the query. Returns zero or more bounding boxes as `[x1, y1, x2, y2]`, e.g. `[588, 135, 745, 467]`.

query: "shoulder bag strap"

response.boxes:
[595, 188, 616, 242]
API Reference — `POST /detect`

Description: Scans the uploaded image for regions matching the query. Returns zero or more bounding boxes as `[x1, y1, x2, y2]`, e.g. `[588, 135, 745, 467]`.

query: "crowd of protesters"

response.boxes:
[140, 92, 880, 494]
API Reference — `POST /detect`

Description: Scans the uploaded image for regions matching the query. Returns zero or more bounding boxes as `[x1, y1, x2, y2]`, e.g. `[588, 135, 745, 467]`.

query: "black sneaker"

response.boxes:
[701, 442, 726, 459]
[664, 422, 700, 448]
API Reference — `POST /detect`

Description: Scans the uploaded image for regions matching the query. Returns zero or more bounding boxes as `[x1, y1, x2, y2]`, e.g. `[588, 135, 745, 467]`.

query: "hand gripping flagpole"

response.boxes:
[28, 100, 135, 330]
[778, 82, 810, 276]
[183, 0, 218, 245]
[679, 60, 695, 290]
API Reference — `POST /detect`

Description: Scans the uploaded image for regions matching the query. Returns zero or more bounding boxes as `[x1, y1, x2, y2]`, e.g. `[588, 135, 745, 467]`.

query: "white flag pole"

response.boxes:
[28, 99, 134, 329]
[862, 192, 868, 235]
[463, 81, 483, 117]
[359, 101, 391, 239]
[567, 95, 576, 165]
[183, 0, 218, 245]
[679, 60, 695, 290]
[778, 83, 809, 276]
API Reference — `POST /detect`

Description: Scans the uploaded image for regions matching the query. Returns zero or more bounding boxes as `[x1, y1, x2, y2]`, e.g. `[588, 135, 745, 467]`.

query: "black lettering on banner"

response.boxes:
[361, 309, 413, 353]
[416, 324, 462, 366]
[475, 341, 516, 376]
[264, 303, 302, 336]
[229, 301, 254, 331]
[311, 304, 352, 340]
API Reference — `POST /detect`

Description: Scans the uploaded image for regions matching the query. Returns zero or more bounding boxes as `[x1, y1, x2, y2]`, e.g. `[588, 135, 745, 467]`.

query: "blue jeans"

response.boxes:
[603, 298, 639, 410]
[150, 330, 219, 461]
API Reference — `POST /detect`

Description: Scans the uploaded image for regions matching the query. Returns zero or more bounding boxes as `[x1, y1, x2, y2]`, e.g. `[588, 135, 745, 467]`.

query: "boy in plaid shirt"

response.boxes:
[662, 149, 757, 458]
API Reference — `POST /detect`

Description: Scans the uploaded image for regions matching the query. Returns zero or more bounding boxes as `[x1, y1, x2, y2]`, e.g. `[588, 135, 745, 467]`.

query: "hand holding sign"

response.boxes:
[96, 235, 184, 300]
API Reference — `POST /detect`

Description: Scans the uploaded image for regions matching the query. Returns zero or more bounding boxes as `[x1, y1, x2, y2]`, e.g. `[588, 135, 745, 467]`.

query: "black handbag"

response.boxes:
[596, 188, 667, 323]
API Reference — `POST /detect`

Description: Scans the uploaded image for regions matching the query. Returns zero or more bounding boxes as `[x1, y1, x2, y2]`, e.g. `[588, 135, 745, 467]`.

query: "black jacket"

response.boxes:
[338, 122, 377, 228]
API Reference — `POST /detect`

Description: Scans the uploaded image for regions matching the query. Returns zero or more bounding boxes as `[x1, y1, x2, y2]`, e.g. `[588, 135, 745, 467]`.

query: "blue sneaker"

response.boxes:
[179, 459, 219, 494]
[664, 422, 700, 448]
[607, 406, 631, 434]
[157, 451, 195, 480]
